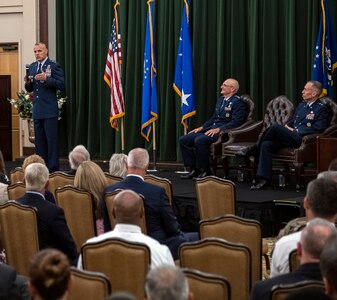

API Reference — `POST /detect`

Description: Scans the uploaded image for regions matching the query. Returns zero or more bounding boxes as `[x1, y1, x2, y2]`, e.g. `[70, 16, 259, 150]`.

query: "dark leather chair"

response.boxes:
[210, 94, 255, 175]
[221, 95, 294, 180]
[272, 96, 337, 189]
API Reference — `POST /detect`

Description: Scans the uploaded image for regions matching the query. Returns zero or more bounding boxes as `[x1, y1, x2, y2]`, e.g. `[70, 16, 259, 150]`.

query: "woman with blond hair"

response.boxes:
[74, 161, 108, 235]
[109, 153, 128, 178]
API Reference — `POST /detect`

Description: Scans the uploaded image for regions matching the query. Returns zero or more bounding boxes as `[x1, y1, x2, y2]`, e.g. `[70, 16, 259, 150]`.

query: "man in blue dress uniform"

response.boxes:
[179, 78, 247, 179]
[24, 42, 65, 172]
[239, 81, 329, 189]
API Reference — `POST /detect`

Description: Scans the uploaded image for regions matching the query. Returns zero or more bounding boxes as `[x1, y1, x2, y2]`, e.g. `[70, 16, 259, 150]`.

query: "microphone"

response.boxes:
[25, 64, 30, 77]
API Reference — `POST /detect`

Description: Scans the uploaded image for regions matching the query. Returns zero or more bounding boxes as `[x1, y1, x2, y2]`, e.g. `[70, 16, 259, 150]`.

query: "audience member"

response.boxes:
[179, 78, 247, 179]
[74, 161, 108, 235]
[328, 158, 337, 171]
[0, 150, 10, 185]
[0, 263, 30, 300]
[238, 81, 329, 189]
[102, 148, 199, 259]
[271, 178, 337, 277]
[320, 235, 337, 299]
[28, 249, 71, 300]
[67, 145, 90, 175]
[78, 189, 174, 268]
[17, 163, 78, 266]
[250, 218, 337, 300]
[22, 154, 56, 204]
[109, 153, 128, 178]
[145, 265, 192, 300]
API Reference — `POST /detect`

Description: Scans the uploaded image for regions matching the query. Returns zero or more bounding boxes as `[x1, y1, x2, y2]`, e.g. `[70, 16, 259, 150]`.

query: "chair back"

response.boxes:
[144, 174, 173, 205]
[179, 238, 251, 300]
[7, 182, 26, 200]
[68, 267, 111, 300]
[261, 95, 294, 135]
[270, 280, 325, 300]
[9, 167, 24, 183]
[199, 214, 262, 283]
[48, 171, 74, 198]
[105, 190, 147, 234]
[289, 249, 300, 272]
[104, 172, 123, 185]
[182, 268, 231, 300]
[81, 238, 150, 299]
[55, 186, 97, 251]
[0, 201, 39, 276]
[241, 94, 255, 124]
[320, 96, 337, 126]
[195, 176, 236, 220]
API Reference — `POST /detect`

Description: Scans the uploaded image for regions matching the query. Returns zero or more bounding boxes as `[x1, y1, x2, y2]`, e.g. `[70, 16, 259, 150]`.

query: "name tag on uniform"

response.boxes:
[225, 107, 232, 111]
[306, 113, 314, 120]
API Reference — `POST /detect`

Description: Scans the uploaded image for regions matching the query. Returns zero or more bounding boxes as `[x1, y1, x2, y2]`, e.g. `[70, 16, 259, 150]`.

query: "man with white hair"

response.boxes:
[17, 163, 78, 265]
[67, 144, 90, 175]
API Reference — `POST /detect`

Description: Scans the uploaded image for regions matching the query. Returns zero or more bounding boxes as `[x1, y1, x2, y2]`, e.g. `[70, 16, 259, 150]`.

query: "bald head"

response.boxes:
[113, 190, 143, 225]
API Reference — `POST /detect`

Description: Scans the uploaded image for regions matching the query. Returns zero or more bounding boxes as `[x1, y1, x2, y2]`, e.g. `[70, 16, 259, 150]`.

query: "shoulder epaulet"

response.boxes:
[233, 95, 240, 99]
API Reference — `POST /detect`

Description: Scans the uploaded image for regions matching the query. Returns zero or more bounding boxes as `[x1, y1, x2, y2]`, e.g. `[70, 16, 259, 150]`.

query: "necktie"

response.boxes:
[37, 63, 42, 74]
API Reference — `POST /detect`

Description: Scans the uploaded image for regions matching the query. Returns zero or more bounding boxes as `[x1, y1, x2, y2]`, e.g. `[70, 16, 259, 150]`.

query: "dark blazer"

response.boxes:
[102, 175, 181, 239]
[249, 263, 322, 300]
[0, 264, 29, 300]
[25, 58, 65, 119]
[202, 94, 247, 131]
[17, 192, 78, 266]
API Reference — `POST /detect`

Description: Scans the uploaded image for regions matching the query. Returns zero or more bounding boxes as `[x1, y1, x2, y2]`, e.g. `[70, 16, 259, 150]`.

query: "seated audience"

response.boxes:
[67, 145, 90, 175]
[0, 150, 10, 185]
[320, 235, 337, 299]
[78, 189, 174, 268]
[0, 263, 30, 300]
[102, 148, 199, 259]
[28, 249, 71, 300]
[250, 218, 337, 300]
[271, 178, 337, 277]
[74, 161, 108, 235]
[145, 265, 192, 300]
[22, 154, 56, 204]
[109, 153, 128, 178]
[17, 163, 78, 266]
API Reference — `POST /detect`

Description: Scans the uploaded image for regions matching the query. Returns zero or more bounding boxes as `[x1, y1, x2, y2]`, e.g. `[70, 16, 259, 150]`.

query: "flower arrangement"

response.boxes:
[7, 90, 67, 120]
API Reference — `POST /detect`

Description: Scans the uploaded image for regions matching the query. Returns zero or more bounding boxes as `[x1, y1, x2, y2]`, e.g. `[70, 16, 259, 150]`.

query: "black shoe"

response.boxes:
[236, 144, 258, 157]
[196, 170, 212, 179]
[250, 179, 270, 190]
[180, 169, 200, 179]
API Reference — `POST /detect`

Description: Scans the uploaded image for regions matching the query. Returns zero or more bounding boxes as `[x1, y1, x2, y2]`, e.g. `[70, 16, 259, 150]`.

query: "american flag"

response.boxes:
[104, 4, 124, 130]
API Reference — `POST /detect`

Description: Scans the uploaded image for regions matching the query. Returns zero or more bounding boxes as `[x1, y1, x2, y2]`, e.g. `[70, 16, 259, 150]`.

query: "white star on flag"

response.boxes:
[181, 89, 191, 106]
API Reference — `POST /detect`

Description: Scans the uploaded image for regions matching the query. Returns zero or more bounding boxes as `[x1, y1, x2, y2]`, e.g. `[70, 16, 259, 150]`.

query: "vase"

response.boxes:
[27, 119, 35, 144]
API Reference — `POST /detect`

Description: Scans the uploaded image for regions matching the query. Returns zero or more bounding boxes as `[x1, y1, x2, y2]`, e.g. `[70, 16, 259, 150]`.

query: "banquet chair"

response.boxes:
[179, 238, 251, 300]
[221, 95, 294, 181]
[182, 268, 231, 300]
[48, 171, 74, 198]
[199, 214, 263, 283]
[270, 280, 324, 300]
[68, 267, 111, 300]
[104, 172, 123, 185]
[210, 94, 256, 175]
[55, 186, 97, 252]
[9, 167, 24, 183]
[144, 174, 173, 205]
[105, 190, 147, 234]
[7, 182, 26, 200]
[81, 238, 150, 299]
[289, 249, 299, 272]
[195, 176, 236, 220]
[0, 201, 39, 276]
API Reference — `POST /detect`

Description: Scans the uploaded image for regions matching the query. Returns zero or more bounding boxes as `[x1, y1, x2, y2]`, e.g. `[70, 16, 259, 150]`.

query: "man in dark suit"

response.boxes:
[249, 218, 337, 300]
[24, 42, 65, 173]
[17, 162, 78, 266]
[102, 148, 199, 259]
[179, 78, 247, 179]
[238, 81, 329, 189]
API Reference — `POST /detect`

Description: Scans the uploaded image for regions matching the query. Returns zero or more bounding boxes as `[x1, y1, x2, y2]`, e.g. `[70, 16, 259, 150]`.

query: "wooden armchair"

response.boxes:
[221, 95, 294, 180]
[7, 182, 26, 200]
[272, 96, 337, 189]
[48, 171, 74, 198]
[210, 94, 255, 175]
[9, 167, 24, 184]
[144, 174, 173, 205]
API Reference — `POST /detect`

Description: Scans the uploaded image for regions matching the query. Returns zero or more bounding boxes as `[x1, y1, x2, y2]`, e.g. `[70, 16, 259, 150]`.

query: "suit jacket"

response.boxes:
[202, 94, 247, 131]
[287, 99, 329, 137]
[0, 264, 29, 300]
[102, 175, 182, 241]
[17, 192, 78, 266]
[25, 57, 65, 119]
[249, 263, 322, 300]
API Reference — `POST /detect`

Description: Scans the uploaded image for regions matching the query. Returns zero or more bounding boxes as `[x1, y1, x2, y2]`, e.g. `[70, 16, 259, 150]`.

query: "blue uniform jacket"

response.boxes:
[25, 58, 65, 119]
[202, 95, 247, 131]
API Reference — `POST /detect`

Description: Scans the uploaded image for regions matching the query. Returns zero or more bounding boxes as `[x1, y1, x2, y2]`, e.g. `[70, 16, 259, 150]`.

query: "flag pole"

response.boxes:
[147, 121, 158, 172]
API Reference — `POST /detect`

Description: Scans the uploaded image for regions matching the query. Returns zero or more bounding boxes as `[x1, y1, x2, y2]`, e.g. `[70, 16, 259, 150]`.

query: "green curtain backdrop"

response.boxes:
[55, 0, 337, 161]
